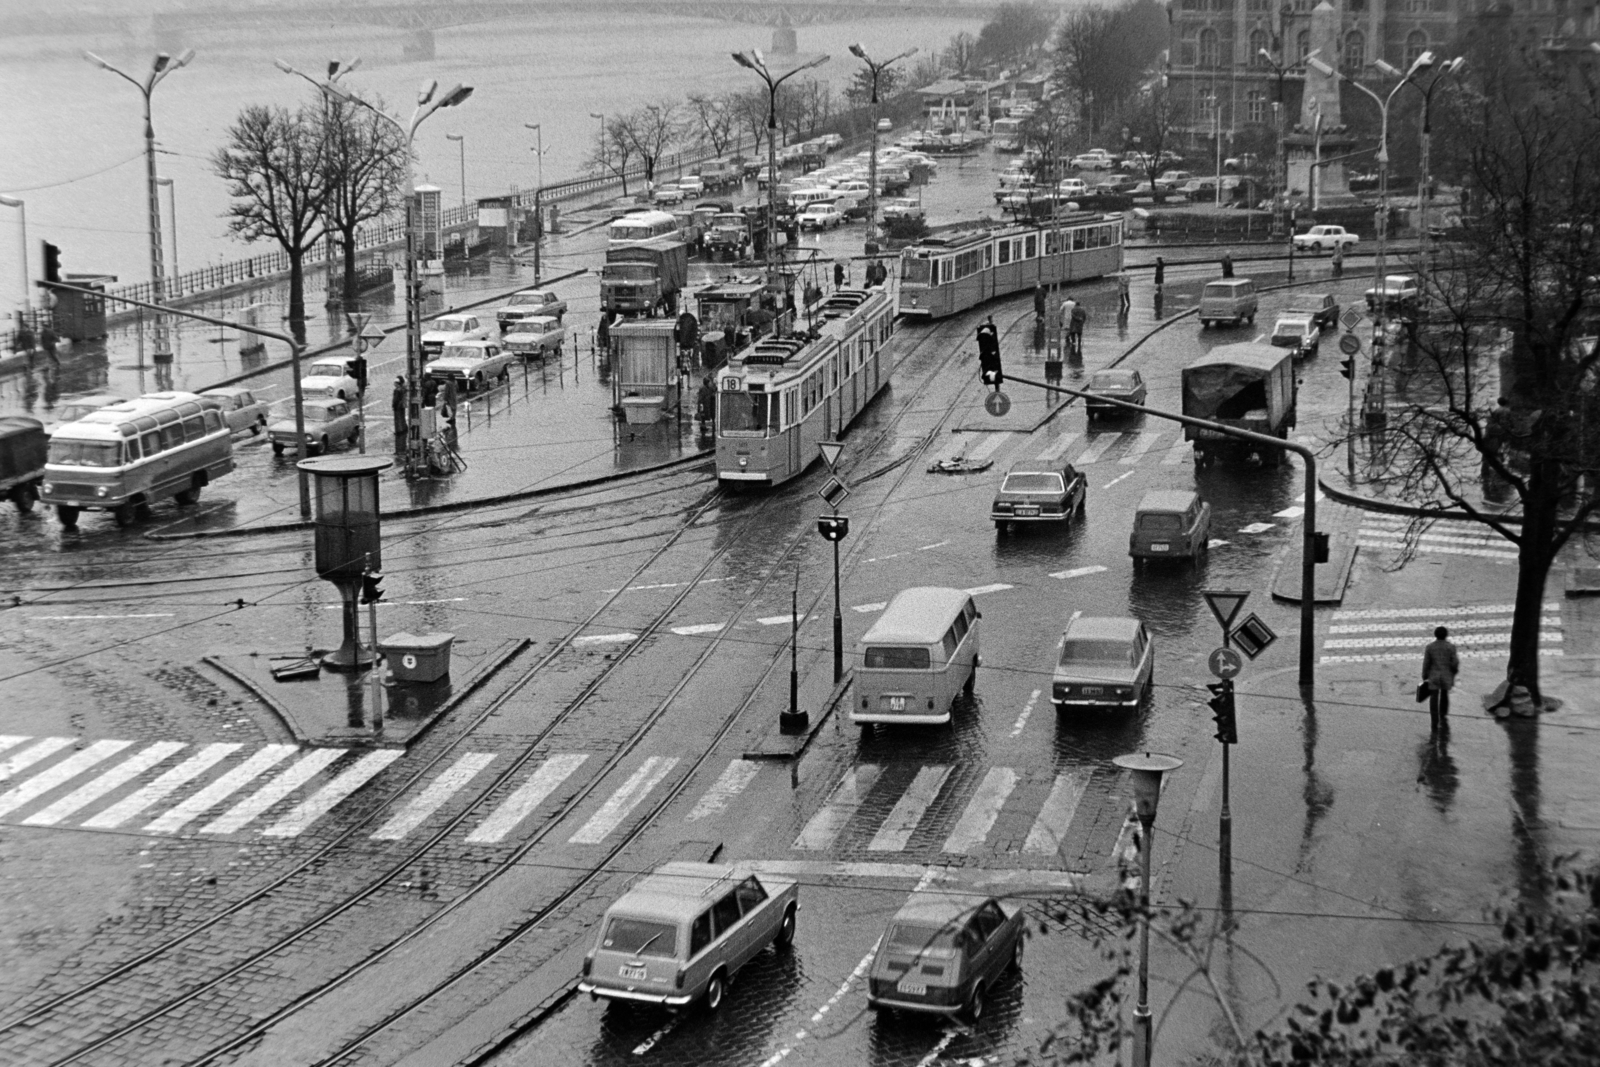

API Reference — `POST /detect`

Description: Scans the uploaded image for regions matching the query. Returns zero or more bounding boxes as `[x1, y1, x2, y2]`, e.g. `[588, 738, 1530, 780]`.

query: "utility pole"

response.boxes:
[847, 44, 916, 254]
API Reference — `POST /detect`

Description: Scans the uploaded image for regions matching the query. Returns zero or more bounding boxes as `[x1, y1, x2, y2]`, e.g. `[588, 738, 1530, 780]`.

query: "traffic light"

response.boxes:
[359, 571, 384, 605]
[1339, 356, 1354, 380]
[1312, 531, 1330, 564]
[41, 241, 60, 284]
[1207, 679, 1237, 745]
[351, 355, 369, 391]
[979, 348, 1003, 387]
[817, 514, 850, 542]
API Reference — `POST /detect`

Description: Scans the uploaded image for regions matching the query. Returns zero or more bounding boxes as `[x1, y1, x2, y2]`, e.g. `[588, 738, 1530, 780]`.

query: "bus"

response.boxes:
[992, 117, 1026, 153]
[716, 287, 896, 487]
[41, 391, 235, 529]
[608, 209, 681, 248]
[897, 213, 1125, 319]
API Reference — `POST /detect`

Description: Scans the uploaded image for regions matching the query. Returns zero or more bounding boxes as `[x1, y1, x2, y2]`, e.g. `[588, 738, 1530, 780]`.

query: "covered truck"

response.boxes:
[600, 237, 689, 318]
[0, 416, 47, 513]
[1181, 343, 1296, 466]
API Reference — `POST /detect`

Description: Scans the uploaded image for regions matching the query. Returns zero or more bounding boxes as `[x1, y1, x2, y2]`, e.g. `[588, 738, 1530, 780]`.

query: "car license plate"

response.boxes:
[1015, 506, 1039, 517]
[1150, 542, 1170, 551]
[887, 696, 906, 711]
[619, 963, 648, 980]
[897, 980, 927, 996]
[1082, 686, 1103, 696]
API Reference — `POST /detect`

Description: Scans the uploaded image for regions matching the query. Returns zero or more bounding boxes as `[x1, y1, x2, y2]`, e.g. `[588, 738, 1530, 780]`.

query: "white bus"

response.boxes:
[41, 392, 235, 529]
[992, 117, 1026, 153]
[608, 209, 681, 248]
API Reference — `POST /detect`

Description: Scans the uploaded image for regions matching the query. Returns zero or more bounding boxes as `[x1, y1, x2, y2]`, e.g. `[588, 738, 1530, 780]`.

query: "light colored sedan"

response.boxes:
[425, 339, 515, 390]
[200, 388, 269, 435]
[798, 203, 845, 230]
[267, 397, 360, 456]
[420, 313, 490, 357]
[1052, 615, 1154, 712]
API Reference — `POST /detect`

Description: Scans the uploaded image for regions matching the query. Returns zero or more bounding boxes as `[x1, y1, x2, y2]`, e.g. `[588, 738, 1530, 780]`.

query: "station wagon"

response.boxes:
[200, 388, 269, 435]
[1129, 488, 1211, 564]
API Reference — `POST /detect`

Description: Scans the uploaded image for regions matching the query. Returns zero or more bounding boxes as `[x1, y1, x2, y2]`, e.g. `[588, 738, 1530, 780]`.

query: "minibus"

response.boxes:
[853, 587, 980, 731]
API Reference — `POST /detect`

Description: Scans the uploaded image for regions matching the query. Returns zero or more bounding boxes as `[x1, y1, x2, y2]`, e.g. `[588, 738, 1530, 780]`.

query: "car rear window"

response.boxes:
[1138, 513, 1182, 533]
[1002, 473, 1063, 493]
[865, 646, 932, 669]
[1061, 639, 1136, 666]
[602, 917, 678, 958]
[1276, 323, 1305, 337]
[1089, 372, 1132, 390]
[886, 922, 960, 956]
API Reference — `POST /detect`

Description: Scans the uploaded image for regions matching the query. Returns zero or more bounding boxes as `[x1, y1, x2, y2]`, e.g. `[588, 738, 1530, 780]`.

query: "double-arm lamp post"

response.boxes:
[847, 44, 916, 251]
[1405, 57, 1466, 267]
[1256, 47, 1309, 237]
[525, 123, 548, 282]
[274, 58, 362, 300]
[731, 49, 829, 330]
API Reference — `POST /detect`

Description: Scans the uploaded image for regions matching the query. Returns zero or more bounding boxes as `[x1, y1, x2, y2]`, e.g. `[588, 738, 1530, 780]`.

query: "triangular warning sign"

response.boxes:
[1201, 589, 1250, 634]
[819, 440, 844, 471]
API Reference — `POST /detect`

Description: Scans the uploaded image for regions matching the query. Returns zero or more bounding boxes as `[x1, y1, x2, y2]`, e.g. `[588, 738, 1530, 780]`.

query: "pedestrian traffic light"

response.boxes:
[41, 242, 60, 285]
[360, 571, 384, 605]
[1207, 679, 1237, 745]
[1339, 356, 1354, 380]
[817, 514, 849, 542]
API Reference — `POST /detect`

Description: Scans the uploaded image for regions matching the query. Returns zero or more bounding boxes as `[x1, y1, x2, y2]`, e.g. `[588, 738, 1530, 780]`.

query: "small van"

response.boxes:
[854, 587, 981, 731]
[787, 187, 835, 212]
[1129, 489, 1212, 564]
[1198, 279, 1258, 328]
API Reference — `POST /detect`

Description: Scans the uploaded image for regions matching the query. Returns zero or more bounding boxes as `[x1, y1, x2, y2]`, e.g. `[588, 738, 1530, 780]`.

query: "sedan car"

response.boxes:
[1070, 149, 1116, 171]
[1082, 368, 1147, 420]
[866, 892, 1024, 1021]
[420, 313, 490, 357]
[43, 393, 125, 434]
[1288, 292, 1339, 331]
[990, 462, 1086, 531]
[425, 339, 514, 390]
[1096, 173, 1137, 194]
[1293, 224, 1358, 254]
[1052, 615, 1154, 712]
[675, 174, 706, 198]
[267, 397, 359, 456]
[652, 183, 685, 205]
[880, 198, 925, 222]
[299, 357, 361, 401]
[501, 315, 565, 360]
[1270, 313, 1321, 358]
[199, 387, 269, 435]
[497, 289, 567, 332]
[798, 203, 845, 231]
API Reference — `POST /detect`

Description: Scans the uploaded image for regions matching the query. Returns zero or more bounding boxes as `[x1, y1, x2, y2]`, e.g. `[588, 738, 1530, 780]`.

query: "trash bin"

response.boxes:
[379, 631, 455, 683]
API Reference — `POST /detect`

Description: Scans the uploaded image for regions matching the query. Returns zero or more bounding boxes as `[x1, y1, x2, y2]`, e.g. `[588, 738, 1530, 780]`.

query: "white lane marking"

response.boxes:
[915, 1031, 959, 1067]
[86, 743, 244, 829]
[1009, 690, 1040, 738]
[0, 740, 133, 819]
[1332, 602, 1559, 619]
[1050, 564, 1108, 580]
[918, 540, 950, 552]
[1293, 491, 1326, 503]
[686, 759, 761, 823]
[743, 860, 1086, 889]
[1328, 616, 1560, 634]
[1102, 470, 1135, 489]
[601, 576, 736, 594]
[863, 552, 907, 564]
[758, 939, 883, 1067]
[1208, 538, 1231, 549]
[320, 598, 469, 611]
[466, 753, 590, 844]
[670, 622, 724, 636]
[966, 432, 1011, 462]
[1023, 772, 1091, 856]
[0, 737, 74, 783]
[1035, 431, 1082, 462]
[32, 613, 176, 620]
[943, 767, 1019, 854]
[758, 614, 806, 626]
[1119, 431, 1162, 464]
[1075, 432, 1122, 465]
[197, 748, 344, 835]
[569, 756, 680, 844]
[1275, 506, 1305, 519]
[632, 1019, 679, 1056]
[144, 745, 298, 834]
[963, 583, 1014, 596]
[370, 753, 497, 841]
[1323, 649, 1563, 664]
[574, 632, 637, 646]
[1356, 539, 1517, 561]
[794, 765, 883, 850]
[868, 765, 952, 851]
[264, 749, 404, 837]
[1238, 522, 1275, 534]
[0, 736, 29, 757]
[1324, 631, 1563, 649]
[1161, 438, 1192, 465]
[22, 741, 185, 826]
[1358, 524, 1513, 545]
[852, 602, 888, 613]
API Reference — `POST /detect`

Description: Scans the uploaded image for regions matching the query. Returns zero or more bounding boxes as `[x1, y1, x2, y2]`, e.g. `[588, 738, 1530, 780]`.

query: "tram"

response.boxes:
[715, 287, 896, 487]
[897, 212, 1125, 319]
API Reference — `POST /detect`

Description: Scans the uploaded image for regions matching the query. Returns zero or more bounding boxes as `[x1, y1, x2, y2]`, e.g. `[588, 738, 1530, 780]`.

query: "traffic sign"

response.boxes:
[1208, 646, 1243, 680]
[1201, 589, 1249, 634]
[1230, 613, 1278, 659]
[818, 440, 844, 471]
[985, 390, 1011, 417]
[1340, 304, 1365, 331]
[1338, 332, 1361, 356]
[818, 477, 850, 510]
[359, 323, 386, 351]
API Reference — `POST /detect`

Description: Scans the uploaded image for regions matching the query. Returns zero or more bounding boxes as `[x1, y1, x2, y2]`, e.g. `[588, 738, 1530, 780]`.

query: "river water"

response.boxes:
[0, 8, 977, 309]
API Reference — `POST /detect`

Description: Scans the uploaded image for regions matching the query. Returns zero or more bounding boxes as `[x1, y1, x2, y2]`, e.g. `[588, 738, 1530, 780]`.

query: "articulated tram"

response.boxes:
[715, 287, 896, 487]
[897, 212, 1125, 319]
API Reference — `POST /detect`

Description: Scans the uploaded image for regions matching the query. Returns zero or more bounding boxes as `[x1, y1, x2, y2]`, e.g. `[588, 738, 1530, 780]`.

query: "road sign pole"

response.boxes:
[832, 536, 843, 684]
[1204, 592, 1245, 933]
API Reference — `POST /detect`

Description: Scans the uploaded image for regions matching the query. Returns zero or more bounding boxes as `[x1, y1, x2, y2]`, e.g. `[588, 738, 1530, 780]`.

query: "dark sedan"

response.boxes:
[1083, 368, 1147, 420]
[867, 892, 1025, 1021]
[990, 462, 1086, 531]
[1287, 292, 1339, 331]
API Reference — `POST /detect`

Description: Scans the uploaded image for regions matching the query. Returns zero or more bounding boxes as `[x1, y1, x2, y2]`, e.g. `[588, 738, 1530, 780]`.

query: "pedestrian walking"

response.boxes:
[13, 321, 33, 355]
[1058, 296, 1077, 334]
[675, 309, 699, 364]
[391, 376, 407, 449]
[597, 313, 612, 353]
[1421, 626, 1460, 727]
[1332, 242, 1345, 278]
[1221, 252, 1234, 279]
[421, 374, 439, 409]
[1153, 256, 1165, 296]
[1117, 272, 1131, 314]
[39, 324, 58, 360]
[696, 375, 716, 426]
[833, 261, 846, 290]
[1033, 284, 1047, 322]
[1068, 302, 1088, 357]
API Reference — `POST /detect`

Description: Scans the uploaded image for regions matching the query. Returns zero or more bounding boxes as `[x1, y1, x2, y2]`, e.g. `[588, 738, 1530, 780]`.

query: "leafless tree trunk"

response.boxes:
[317, 94, 408, 303]
[625, 102, 682, 184]
[686, 93, 737, 157]
[589, 116, 638, 195]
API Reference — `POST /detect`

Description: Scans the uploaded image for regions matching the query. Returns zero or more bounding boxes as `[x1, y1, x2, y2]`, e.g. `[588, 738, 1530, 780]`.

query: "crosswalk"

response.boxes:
[1320, 601, 1564, 664]
[1356, 513, 1519, 563]
[939, 428, 1193, 471]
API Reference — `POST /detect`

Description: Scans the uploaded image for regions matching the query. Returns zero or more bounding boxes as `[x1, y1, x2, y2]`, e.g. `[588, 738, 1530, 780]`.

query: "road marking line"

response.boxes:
[370, 753, 497, 841]
[851, 602, 887, 613]
[943, 767, 1018, 854]
[144, 745, 298, 834]
[1208, 538, 1231, 548]
[670, 622, 725, 636]
[1356, 539, 1517, 560]
[22, 741, 185, 826]
[743, 860, 1088, 889]
[1075, 432, 1122, 465]
[1328, 616, 1560, 635]
[794, 765, 882, 851]
[0, 740, 133, 819]
[0, 736, 29, 757]
[915, 1031, 959, 1067]
[1035, 431, 1082, 462]
[1325, 633, 1562, 650]
[918, 540, 950, 551]
[85, 743, 243, 829]
[569, 755, 680, 844]
[264, 750, 404, 837]
[1274, 506, 1305, 519]
[758, 614, 806, 626]
[32, 613, 176, 620]
[1023, 772, 1091, 856]
[196, 748, 343, 835]
[1161, 438, 1191, 465]
[1358, 526, 1512, 546]
[1119, 431, 1162, 464]
[966, 432, 1011, 462]
[868, 765, 952, 851]
[574, 632, 637, 646]
[1009, 690, 1040, 738]
[1238, 522, 1275, 534]
[686, 759, 761, 823]
[0, 737, 74, 783]
[632, 1018, 679, 1056]
[963, 583, 1014, 596]
[1332, 602, 1558, 619]
[466, 753, 590, 844]
[1102, 470, 1135, 489]
[1050, 564, 1108, 580]
[1322, 649, 1564, 663]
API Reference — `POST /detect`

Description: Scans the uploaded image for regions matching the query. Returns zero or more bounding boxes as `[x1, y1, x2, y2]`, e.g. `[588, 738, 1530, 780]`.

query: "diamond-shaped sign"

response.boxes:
[1230, 612, 1277, 659]
[1340, 304, 1365, 332]
[818, 440, 844, 471]
[818, 477, 850, 510]
[1202, 589, 1249, 634]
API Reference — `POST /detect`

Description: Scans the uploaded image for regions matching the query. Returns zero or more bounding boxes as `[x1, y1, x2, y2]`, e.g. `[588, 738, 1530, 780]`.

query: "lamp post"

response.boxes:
[0, 195, 27, 315]
[299, 454, 393, 670]
[1257, 47, 1302, 238]
[525, 122, 547, 283]
[154, 177, 178, 297]
[316, 75, 474, 478]
[1406, 57, 1465, 273]
[84, 48, 194, 364]
[1112, 751, 1184, 1067]
[731, 48, 830, 331]
[847, 44, 916, 252]
[590, 112, 606, 178]
[445, 133, 467, 206]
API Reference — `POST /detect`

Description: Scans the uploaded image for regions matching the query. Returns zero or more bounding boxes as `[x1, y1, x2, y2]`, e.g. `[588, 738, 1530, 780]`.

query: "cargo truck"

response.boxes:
[1181, 343, 1297, 466]
[0, 416, 46, 513]
[600, 237, 689, 318]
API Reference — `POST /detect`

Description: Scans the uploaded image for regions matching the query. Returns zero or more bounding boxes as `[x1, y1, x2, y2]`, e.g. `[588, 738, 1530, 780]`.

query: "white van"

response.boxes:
[787, 188, 835, 212]
[853, 587, 981, 731]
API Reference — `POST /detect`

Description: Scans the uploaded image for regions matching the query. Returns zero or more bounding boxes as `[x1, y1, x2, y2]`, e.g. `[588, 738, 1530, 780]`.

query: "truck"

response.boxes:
[1181, 343, 1297, 467]
[705, 211, 752, 261]
[600, 237, 689, 318]
[698, 160, 742, 191]
[0, 416, 46, 513]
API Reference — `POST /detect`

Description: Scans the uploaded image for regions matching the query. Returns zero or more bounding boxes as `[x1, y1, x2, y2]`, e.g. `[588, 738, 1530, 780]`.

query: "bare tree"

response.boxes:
[212, 103, 326, 337]
[1054, 0, 1168, 135]
[686, 93, 737, 157]
[975, 2, 1056, 68]
[625, 102, 683, 184]
[316, 94, 407, 303]
[944, 32, 979, 76]
[1123, 75, 1179, 200]
[589, 115, 638, 195]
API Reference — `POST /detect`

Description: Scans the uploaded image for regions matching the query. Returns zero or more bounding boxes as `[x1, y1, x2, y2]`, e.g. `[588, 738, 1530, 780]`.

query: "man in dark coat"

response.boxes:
[391, 376, 407, 449]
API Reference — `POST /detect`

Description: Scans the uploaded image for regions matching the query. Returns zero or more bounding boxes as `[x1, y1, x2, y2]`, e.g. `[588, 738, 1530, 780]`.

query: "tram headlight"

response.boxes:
[738, 456, 749, 469]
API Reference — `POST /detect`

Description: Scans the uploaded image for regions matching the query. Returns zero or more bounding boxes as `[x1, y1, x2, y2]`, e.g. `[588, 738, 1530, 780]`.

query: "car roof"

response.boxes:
[1136, 488, 1199, 512]
[610, 862, 745, 918]
[861, 587, 971, 645]
[431, 314, 473, 324]
[891, 891, 989, 927]
[200, 387, 251, 398]
[1065, 616, 1143, 641]
[1004, 463, 1068, 477]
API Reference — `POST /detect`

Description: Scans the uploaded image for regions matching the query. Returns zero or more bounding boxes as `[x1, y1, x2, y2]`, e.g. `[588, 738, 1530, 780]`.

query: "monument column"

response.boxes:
[1284, 1, 1356, 209]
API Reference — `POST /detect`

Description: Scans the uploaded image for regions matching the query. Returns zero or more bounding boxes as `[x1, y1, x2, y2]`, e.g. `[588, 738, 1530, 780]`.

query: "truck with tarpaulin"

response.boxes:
[0, 416, 47, 513]
[600, 237, 689, 318]
[1181, 343, 1297, 466]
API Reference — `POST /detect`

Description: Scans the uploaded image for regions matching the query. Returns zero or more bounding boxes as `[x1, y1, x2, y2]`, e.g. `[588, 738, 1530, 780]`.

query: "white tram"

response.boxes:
[715, 288, 896, 487]
[897, 213, 1125, 319]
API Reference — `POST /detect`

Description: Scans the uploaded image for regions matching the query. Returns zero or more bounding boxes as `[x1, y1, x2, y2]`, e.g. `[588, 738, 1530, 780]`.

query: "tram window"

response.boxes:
[998, 241, 1011, 265]
[1073, 228, 1086, 251]
[902, 259, 931, 285]
[1025, 235, 1037, 258]
[1045, 232, 1062, 256]
[984, 247, 992, 268]
[719, 391, 772, 432]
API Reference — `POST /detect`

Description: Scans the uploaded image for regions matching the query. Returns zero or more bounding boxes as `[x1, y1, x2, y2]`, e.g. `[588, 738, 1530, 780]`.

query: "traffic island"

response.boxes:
[742, 670, 853, 761]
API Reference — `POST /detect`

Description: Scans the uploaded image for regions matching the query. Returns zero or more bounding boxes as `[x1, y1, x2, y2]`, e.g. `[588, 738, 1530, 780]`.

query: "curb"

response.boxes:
[742, 670, 853, 761]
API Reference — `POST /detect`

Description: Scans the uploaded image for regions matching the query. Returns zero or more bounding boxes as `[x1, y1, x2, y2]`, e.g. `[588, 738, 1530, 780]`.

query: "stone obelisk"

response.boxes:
[1285, 1, 1356, 208]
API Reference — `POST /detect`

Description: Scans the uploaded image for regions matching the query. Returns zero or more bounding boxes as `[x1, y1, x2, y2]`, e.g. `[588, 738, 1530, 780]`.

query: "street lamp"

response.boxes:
[848, 43, 916, 252]
[445, 133, 467, 206]
[525, 122, 548, 283]
[316, 74, 474, 478]
[84, 47, 194, 363]
[590, 112, 606, 177]
[1112, 751, 1184, 1067]
[154, 177, 178, 297]
[0, 195, 28, 315]
[731, 48, 830, 329]
[1404, 56, 1465, 267]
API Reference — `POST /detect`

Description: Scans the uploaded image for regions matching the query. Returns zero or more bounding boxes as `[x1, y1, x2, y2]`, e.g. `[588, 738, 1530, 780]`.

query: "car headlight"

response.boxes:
[41, 482, 52, 494]
[326, 386, 337, 397]
[96, 486, 109, 497]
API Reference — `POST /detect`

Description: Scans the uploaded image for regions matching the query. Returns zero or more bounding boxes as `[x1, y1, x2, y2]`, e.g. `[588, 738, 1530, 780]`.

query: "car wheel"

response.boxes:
[474, 373, 485, 390]
[775, 904, 797, 948]
[272, 441, 285, 455]
[1011, 936, 1025, 973]
[860, 723, 874, 741]
[964, 982, 986, 1023]
[704, 971, 727, 1012]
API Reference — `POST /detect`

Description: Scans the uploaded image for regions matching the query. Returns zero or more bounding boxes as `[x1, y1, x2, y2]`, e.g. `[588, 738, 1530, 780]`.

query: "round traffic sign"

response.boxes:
[1208, 646, 1243, 680]
[984, 390, 1011, 417]
[1338, 332, 1361, 356]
